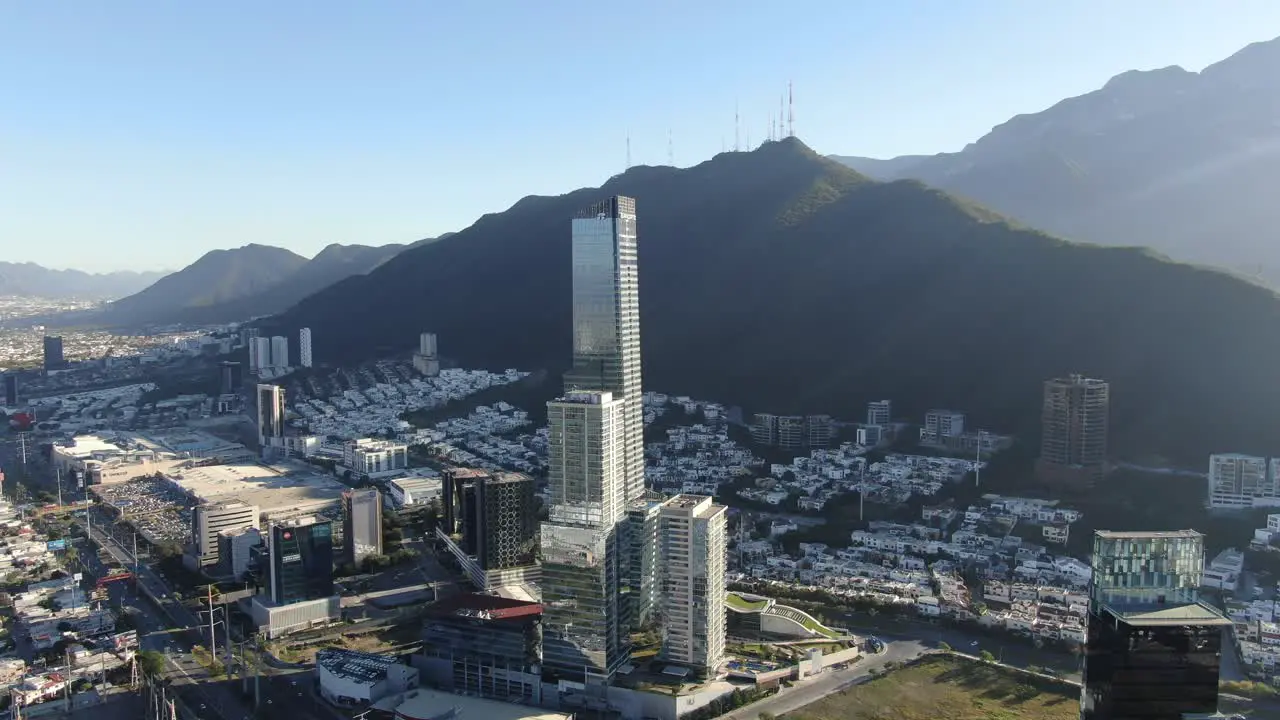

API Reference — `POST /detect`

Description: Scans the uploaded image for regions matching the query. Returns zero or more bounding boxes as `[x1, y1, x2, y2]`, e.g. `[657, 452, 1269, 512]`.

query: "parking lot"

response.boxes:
[93, 477, 193, 543]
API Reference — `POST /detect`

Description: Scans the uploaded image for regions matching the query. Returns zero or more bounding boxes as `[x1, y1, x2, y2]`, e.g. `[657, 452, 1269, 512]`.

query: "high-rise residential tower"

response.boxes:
[563, 196, 644, 504]
[413, 332, 440, 376]
[1035, 374, 1109, 490]
[1081, 530, 1230, 720]
[540, 390, 628, 683]
[657, 494, 728, 677]
[269, 335, 289, 369]
[342, 488, 383, 566]
[256, 384, 286, 447]
[299, 327, 313, 368]
[249, 336, 271, 374]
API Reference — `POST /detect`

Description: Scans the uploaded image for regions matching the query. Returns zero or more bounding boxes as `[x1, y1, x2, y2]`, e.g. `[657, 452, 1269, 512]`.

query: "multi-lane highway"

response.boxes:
[79, 509, 350, 720]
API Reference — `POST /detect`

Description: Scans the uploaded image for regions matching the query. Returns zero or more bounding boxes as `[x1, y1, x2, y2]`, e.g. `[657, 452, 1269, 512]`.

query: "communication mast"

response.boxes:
[667, 128, 674, 166]
[626, 132, 632, 169]
[788, 81, 795, 137]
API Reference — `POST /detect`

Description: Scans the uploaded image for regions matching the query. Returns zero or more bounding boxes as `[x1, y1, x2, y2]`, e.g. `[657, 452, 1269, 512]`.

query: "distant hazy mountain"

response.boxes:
[832, 35, 1280, 282]
[167, 242, 406, 323]
[104, 244, 309, 322]
[263, 137, 1280, 467]
[0, 262, 167, 300]
[100, 241, 411, 326]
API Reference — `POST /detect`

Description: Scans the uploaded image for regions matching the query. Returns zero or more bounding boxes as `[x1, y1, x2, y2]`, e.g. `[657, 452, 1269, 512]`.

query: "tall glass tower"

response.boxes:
[563, 196, 644, 505]
[540, 390, 627, 683]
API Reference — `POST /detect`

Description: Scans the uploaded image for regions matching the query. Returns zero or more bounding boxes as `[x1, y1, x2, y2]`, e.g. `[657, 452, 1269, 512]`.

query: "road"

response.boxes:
[820, 610, 1083, 680]
[721, 638, 931, 720]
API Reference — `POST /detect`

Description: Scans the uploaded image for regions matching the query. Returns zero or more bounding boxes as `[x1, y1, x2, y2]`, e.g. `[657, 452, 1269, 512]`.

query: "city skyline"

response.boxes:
[3, 3, 1276, 270]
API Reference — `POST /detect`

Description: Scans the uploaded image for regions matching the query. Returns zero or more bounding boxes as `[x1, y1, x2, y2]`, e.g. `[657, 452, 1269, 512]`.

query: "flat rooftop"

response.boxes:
[162, 461, 346, 514]
[379, 689, 571, 720]
[1094, 529, 1203, 539]
[1103, 601, 1233, 627]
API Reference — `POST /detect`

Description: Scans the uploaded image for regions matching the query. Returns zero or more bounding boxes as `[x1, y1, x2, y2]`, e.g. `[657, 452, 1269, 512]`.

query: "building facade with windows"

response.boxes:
[540, 390, 627, 683]
[657, 494, 728, 676]
[1081, 529, 1230, 720]
[1036, 374, 1109, 490]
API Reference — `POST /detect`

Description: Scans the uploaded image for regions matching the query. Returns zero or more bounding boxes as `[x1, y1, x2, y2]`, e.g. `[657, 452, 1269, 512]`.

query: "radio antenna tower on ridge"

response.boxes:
[788, 81, 795, 138]
[779, 93, 785, 140]
[667, 128, 674, 166]
[626, 132, 632, 169]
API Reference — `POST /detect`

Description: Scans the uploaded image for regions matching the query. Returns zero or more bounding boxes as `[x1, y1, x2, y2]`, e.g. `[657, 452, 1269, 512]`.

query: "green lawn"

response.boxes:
[727, 592, 770, 612]
[782, 655, 1079, 720]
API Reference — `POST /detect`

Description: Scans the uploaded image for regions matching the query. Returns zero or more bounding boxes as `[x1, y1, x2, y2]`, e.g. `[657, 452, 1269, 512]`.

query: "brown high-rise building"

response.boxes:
[1035, 374, 1109, 490]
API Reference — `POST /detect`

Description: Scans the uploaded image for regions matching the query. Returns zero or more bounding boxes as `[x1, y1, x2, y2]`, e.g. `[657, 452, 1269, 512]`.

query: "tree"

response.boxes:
[137, 650, 165, 677]
[759, 713, 777, 720]
[938, 642, 952, 651]
[979, 650, 996, 663]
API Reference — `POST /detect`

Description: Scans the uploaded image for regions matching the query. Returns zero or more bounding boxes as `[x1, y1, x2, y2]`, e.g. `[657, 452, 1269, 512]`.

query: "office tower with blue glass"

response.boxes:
[541, 195, 646, 684]
[562, 196, 644, 505]
[1081, 529, 1230, 720]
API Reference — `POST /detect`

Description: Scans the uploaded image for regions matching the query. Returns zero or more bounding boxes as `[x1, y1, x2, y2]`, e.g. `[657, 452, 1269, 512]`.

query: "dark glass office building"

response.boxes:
[440, 468, 536, 571]
[3, 374, 17, 407]
[219, 361, 243, 395]
[268, 519, 334, 605]
[42, 336, 64, 372]
[1081, 530, 1231, 720]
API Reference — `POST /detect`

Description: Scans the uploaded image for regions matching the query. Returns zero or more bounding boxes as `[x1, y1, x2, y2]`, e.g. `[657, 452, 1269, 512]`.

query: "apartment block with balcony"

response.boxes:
[657, 494, 728, 677]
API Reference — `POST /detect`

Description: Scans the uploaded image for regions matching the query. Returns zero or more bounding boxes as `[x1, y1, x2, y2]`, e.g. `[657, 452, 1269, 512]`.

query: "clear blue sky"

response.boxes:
[2, 1, 1277, 272]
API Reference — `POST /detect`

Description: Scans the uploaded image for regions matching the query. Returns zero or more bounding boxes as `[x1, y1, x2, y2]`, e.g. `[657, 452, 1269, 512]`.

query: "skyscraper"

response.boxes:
[42, 336, 64, 372]
[1035, 374, 1109, 490]
[563, 196, 644, 504]
[413, 332, 440, 376]
[1081, 530, 1230, 720]
[267, 518, 334, 605]
[342, 488, 383, 566]
[3, 374, 17, 407]
[299, 327, 313, 368]
[256, 384, 286, 447]
[657, 494, 728, 677]
[249, 336, 271, 374]
[540, 390, 627, 682]
[219, 361, 242, 395]
[270, 335, 289, 369]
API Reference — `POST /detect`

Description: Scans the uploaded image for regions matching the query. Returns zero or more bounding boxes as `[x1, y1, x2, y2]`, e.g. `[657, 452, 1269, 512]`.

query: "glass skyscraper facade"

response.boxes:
[1081, 530, 1230, 720]
[540, 391, 627, 682]
[268, 519, 334, 605]
[563, 196, 644, 505]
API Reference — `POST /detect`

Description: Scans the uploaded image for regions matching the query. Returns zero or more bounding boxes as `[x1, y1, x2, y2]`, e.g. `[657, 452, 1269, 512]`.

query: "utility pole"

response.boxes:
[205, 584, 218, 660]
[975, 430, 986, 488]
[63, 646, 71, 713]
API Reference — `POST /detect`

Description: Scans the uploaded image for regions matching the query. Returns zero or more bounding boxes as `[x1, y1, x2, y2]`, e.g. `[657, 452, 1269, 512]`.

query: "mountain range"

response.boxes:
[89, 241, 419, 326]
[0, 262, 167, 300]
[832, 35, 1280, 283]
[262, 137, 1280, 467]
